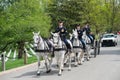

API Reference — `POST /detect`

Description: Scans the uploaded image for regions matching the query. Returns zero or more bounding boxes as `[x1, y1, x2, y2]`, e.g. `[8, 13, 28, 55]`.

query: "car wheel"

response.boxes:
[101, 43, 104, 47]
[113, 42, 116, 46]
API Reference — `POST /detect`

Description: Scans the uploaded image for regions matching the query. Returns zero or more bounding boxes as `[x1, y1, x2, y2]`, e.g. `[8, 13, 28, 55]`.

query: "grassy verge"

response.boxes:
[0, 56, 37, 72]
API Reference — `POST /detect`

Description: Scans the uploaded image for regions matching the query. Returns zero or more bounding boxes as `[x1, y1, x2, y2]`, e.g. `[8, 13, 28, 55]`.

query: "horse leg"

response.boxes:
[46, 53, 53, 73]
[68, 51, 71, 71]
[80, 51, 84, 64]
[43, 54, 50, 73]
[77, 52, 81, 65]
[58, 60, 62, 76]
[85, 46, 90, 61]
[86, 50, 90, 61]
[37, 55, 41, 75]
[58, 52, 65, 76]
[89, 48, 92, 58]
[74, 52, 78, 67]
[55, 52, 59, 68]
[47, 54, 53, 72]
[88, 46, 91, 59]
[58, 54, 61, 76]
[63, 53, 67, 65]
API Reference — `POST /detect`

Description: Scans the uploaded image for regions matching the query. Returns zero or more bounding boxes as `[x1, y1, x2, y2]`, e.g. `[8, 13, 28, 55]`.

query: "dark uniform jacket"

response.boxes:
[55, 27, 67, 40]
[77, 29, 83, 39]
[83, 27, 91, 35]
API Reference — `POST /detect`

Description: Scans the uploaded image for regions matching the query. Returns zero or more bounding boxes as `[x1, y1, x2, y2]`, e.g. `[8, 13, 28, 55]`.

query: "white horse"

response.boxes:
[33, 32, 52, 75]
[51, 32, 72, 76]
[70, 29, 84, 66]
[82, 31, 92, 60]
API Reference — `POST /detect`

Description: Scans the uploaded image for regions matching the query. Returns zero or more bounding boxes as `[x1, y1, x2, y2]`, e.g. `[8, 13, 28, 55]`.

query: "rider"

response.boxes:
[83, 23, 94, 44]
[76, 24, 86, 51]
[54, 21, 71, 49]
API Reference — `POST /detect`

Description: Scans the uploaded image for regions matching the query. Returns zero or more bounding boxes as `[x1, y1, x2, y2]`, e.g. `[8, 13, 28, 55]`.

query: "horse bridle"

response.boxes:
[34, 36, 41, 48]
[72, 33, 83, 47]
[52, 35, 60, 46]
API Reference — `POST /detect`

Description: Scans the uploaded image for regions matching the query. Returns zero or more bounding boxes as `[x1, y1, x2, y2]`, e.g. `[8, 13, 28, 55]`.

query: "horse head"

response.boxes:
[82, 31, 91, 43]
[72, 29, 78, 40]
[33, 32, 42, 48]
[51, 32, 60, 47]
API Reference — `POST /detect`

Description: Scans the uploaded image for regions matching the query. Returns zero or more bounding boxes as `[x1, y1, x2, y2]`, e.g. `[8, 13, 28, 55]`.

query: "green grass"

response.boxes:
[0, 56, 37, 72]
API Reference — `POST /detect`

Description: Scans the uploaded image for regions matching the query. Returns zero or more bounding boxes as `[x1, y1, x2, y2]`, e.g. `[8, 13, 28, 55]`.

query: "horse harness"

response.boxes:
[34, 37, 51, 53]
[73, 38, 83, 49]
[53, 36, 67, 51]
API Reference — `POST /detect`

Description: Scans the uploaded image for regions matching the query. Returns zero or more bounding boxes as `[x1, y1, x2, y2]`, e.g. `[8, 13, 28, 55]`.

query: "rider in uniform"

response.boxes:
[83, 23, 94, 44]
[55, 21, 71, 49]
[76, 24, 86, 51]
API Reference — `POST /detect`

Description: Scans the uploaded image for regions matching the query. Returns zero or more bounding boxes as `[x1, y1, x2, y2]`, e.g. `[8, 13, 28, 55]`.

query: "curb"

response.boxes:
[0, 62, 37, 76]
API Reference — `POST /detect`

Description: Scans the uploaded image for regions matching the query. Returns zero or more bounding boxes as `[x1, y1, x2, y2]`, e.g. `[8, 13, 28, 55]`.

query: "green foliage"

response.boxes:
[49, 0, 120, 34]
[0, 56, 37, 71]
[0, 0, 51, 51]
[1, 0, 120, 52]
[48, 0, 84, 32]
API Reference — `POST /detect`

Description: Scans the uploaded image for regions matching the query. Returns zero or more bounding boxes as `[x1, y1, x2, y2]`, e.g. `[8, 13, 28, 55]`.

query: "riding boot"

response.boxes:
[51, 48, 55, 57]
[65, 42, 71, 49]
[83, 45, 86, 52]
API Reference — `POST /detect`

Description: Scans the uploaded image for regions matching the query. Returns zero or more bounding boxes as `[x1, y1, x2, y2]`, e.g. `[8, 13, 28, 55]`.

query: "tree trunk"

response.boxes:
[24, 51, 27, 64]
[18, 41, 25, 59]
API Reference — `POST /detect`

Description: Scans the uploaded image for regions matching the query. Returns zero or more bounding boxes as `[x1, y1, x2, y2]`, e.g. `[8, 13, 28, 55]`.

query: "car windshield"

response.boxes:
[103, 34, 115, 38]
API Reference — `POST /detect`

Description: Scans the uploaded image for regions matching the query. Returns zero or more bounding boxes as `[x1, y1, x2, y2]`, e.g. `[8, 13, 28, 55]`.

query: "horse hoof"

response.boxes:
[82, 60, 85, 62]
[68, 69, 71, 71]
[58, 74, 62, 76]
[46, 69, 51, 73]
[87, 58, 90, 61]
[37, 72, 41, 76]
[64, 63, 67, 66]
[80, 62, 83, 65]
[78, 63, 82, 65]
[74, 65, 78, 67]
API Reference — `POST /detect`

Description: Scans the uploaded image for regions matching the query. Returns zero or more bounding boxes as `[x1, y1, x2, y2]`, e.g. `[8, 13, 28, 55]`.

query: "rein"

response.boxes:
[53, 36, 66, 51]
[73, 37, 83, 49]
[53, 36, 60, 45]
[34, 37, 51, 53]
[34, 37, 40, 46]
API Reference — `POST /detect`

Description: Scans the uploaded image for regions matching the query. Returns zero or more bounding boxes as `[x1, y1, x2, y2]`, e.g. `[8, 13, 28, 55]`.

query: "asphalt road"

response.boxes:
[0, 35, 120, 80]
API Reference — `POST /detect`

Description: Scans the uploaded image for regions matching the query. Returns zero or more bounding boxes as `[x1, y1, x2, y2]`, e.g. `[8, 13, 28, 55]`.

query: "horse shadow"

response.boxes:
[13, 65, 61, 79]
[13, 61, 82, 79]
[13, 70, 59, 79]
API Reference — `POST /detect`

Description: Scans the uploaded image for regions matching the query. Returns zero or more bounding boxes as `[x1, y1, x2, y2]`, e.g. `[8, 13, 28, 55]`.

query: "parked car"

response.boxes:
[101, 33, 117, 47]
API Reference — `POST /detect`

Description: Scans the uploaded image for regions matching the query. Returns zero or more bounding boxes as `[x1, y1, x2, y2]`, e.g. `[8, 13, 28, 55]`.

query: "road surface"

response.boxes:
[0, 35, 120, 80]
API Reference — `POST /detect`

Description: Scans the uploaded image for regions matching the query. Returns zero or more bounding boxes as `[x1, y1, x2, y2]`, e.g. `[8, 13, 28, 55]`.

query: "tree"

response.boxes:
[0, 0, 51, 58]
[48, 0, 85, 33]
[49, 0, 120, 34]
